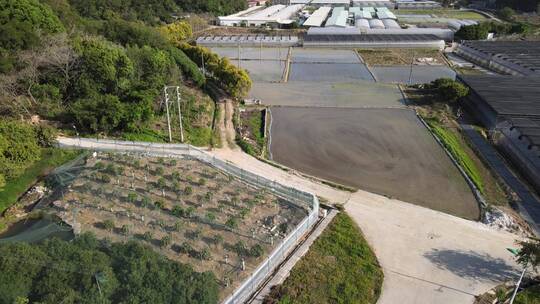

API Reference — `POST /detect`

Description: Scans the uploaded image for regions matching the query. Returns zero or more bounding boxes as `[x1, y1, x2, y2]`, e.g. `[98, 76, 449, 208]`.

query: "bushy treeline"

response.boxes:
[0, 0, 250, 138]
[455, 21, 530, 40]
[180, 43, 252, 98]
[0, 233, 219, 304]
[0, 120, 57, 190]
[496, 0, 539, 12]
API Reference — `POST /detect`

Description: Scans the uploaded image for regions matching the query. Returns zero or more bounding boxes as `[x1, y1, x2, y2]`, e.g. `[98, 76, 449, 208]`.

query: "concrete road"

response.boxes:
[346, 190, 520, 304]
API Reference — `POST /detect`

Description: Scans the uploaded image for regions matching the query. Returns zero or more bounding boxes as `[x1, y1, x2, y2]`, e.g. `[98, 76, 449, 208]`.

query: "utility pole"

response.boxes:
[163, 87, 173, 142]
[238, 43, 241, 68]
[408, 52, 415, 85]
[201, 53, 205, 75]
[175, 86, 184, 142]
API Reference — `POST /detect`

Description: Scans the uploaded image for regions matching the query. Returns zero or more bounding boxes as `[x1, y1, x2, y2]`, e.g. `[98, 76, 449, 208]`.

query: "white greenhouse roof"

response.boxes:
[304, 7, 333, 27]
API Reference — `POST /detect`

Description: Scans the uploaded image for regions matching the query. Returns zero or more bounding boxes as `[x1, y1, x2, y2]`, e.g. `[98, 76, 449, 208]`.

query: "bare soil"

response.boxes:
[269, 106, 480, 220]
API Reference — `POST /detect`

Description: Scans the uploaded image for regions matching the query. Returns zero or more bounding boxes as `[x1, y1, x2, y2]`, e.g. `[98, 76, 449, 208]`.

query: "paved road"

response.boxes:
[460, 123, 540, 235]
[57, 137, 522, 304]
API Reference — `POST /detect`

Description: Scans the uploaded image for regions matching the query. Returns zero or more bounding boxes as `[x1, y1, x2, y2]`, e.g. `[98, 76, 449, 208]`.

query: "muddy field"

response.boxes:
[291, 48, 361, 63]
[269, 107, 479, 220]
[232, 60, 285, 82]
[250, 81, 405, 108]
[372, 66, 456, 84]
[211, 47, 288, 60]
[289, 63, 374, 82]
[44, 153, 307, 299]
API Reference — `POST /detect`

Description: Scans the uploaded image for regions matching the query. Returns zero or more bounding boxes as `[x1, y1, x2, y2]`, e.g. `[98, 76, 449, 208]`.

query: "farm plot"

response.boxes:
[291, 48, 361, 63]
[211, 47, 288, 61]
[232, 60, 285, 82]
[269, 106, 480, 220]
[372, 66, 456, 84]
[289, 63, 374, 82]
[43, 153, 308, 299]
[250, 81, 405, 108]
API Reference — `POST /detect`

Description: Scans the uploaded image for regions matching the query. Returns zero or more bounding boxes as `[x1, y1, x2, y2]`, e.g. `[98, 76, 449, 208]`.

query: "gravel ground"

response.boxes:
[269, 106, 480, 220]
[250, 81, 405, 108]
[372, 65, 456, 84]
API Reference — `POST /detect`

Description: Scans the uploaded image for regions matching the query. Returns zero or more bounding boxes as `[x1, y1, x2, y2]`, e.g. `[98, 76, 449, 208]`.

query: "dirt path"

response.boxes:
[217, 99, 237, 149]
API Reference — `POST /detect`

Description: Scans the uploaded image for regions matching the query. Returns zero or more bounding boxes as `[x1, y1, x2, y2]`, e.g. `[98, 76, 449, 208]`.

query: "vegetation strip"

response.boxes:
[264, 212, 383, 304]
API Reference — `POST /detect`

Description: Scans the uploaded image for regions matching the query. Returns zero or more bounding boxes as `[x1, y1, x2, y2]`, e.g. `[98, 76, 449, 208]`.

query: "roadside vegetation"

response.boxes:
[264, 213, 383, 304]
[357, 48, 446, 66]
[426, 118, 484, 193]
[393, 8, 487, 20]
[237, 108, 267, 157]
[0, 233, 218, 304]
[405, 79, 509, 205]
[0, 148, 80, 214]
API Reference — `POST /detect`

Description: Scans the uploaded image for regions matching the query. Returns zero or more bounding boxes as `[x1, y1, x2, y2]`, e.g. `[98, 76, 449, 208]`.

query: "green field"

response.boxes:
[265, 212, 383, 304]
[0, 148, 81, 214]
[394, 9, 487, 20]
[426, 119, 484, 194]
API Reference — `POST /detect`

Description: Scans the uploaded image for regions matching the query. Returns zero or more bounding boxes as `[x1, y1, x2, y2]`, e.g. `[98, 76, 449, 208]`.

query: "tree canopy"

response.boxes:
[429, 78, 469, 103]
[0, 233, 219, 304]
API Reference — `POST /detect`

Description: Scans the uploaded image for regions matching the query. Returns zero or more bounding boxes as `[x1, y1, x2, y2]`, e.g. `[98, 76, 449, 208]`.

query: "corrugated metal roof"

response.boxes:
[304, 6, 332, 27]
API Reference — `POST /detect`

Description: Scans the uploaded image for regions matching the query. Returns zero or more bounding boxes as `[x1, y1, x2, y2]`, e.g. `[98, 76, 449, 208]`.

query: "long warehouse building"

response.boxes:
[459, 75, 540, 194]
[303, 6, 332, 27]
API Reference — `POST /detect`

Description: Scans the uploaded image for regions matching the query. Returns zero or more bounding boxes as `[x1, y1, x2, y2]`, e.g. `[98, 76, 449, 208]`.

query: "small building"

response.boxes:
[303, 33, 445, 49]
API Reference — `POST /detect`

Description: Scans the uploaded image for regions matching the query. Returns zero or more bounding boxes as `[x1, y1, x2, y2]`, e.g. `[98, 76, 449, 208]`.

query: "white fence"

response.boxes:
[57, 138, 319, 304]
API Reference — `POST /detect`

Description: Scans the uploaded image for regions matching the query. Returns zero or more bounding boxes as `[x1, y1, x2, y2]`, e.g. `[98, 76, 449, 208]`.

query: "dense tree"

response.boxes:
[455, 23, 489, 40]
[176, 0, 247, 16]
[180, 43, 251, 98]
[517, 238, 540, 270]
[0, 120, 41, 180]
[0, 234, 219, 303]
[429, 78, 469, 103]
[68, 0, 179, 25]
[70, 95, 126, 133]
[498, 7, 516, 20]
[496, 0, 539, 12]
[160, 21, 193, 45]
[0, 0, 64, 35]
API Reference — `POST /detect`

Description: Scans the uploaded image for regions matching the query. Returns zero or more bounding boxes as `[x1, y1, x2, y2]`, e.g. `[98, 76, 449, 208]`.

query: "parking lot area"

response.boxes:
[269, 106, 480, 220]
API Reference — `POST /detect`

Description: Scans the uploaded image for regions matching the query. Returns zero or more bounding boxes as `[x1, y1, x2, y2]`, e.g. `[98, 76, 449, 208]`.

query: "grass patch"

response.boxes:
[0, 148, 81, 214]
[516, 284, 540, 304]
[394, 9, 486, 20]
[357, 48, 445, 66]
[265, 213, 383, 304]
[122, 128, 168, 143]
[237, 108, 266, 157]
[426, 119, 484, 193]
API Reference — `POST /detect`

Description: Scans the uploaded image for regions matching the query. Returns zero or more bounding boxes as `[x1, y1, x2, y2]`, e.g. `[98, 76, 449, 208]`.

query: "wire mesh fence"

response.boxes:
[57, 139, 319, 304]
